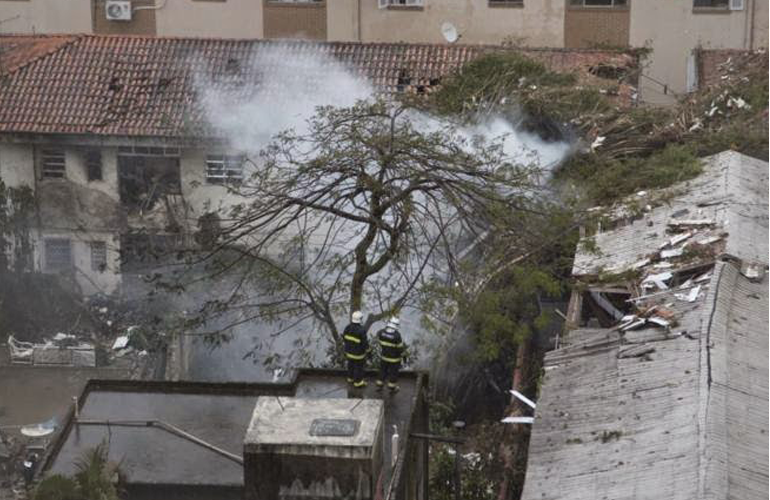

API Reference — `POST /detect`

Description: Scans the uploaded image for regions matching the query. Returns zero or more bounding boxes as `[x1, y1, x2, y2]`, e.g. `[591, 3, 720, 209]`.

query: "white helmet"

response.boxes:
[386, 317, 400, 330]
[351, 311, 364, 324]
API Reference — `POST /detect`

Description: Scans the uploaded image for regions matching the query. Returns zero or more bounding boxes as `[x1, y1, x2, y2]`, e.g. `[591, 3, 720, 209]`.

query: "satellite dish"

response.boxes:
[441, 22, 459, 44]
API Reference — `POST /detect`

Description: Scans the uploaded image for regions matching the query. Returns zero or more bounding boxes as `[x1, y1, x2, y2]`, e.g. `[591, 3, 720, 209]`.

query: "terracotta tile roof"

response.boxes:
[0, 35, 637, 138]
[0, 34, 80, 76]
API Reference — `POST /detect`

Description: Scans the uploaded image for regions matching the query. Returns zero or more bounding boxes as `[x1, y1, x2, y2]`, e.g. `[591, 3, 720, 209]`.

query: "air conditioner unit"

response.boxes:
[105, 0, 132, 21]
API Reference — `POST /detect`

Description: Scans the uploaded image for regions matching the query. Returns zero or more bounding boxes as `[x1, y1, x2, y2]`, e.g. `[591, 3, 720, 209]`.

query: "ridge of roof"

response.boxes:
[0, 34, 82, 77]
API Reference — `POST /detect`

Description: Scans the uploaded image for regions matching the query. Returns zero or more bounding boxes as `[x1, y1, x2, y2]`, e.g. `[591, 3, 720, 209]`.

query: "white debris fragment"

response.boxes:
[668, 219, 714, 227]
[648, 317, 670, 328]
[636, 191, 647, 197]
[727, 96, 749, 109]
[501, 416, 535, 425]
[510, 390, 537, 409]
[694, 272, 712, 283]
[632, 258, 651, 270]
[706, 105, 719, 117]
[695, 235, 722, 245]
[668, 232, 692, 248]
[653, 261, 674, 269]
[112, 336, 129, 350]
[591, 136, 606, 151]
[643, 272, 673, 290]
[741, 264, 762, 281]
[620, 317, 647, 331]
[661, 247, 685, 259]
[675, 285, 701, 303]
[688, 119, 703, 132]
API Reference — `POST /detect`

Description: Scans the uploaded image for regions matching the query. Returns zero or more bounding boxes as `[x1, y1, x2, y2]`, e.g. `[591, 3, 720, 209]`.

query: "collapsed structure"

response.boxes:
[522, 150, 768, 500]
[43, 370, 429, 500]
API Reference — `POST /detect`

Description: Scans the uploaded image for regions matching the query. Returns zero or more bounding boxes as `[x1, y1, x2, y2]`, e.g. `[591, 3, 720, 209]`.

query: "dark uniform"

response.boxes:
[376, 327, 405, 391]
[343, 322, 369, 388]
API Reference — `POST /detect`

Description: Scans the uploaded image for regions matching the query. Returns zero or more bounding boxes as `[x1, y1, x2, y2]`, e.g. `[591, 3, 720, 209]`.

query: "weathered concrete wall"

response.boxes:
[157, 0, 263, 38]
[630, 0, 765, 104]
[0, 0, 91, 34]
[263, 0, 327, 41]
[0, 143, 34, 188]
[352, 0, 564, 47]
[564, 4, 630, 49]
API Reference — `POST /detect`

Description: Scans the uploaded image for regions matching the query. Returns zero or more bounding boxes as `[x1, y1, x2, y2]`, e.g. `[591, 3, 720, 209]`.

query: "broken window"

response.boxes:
[40, 149, 66, 179]
[44, 238, 72, 272]
[120, 232, 182, 274]
[84, 149, 103, 182]
[570, 0, 627, 6]
[90, 241, 107, 272]
[205, 154, 244, 185]
[117, 149, 181, 214]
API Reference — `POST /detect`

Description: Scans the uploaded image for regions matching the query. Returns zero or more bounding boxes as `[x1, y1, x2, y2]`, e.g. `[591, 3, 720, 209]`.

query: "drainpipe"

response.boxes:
[357, 0, 362, 42]
[749, 0, 757, 50]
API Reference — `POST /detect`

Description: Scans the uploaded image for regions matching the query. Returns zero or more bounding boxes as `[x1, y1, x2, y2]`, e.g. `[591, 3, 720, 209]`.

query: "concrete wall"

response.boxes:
[0, 0, 91, 34]
[0, 143, 34, 188]
[349, 0, 564, 47]
[630, 0, 767, 104]
[564, 4, 630, 49]
[157, 0, 263, 38]
[263, 0, 326, 40]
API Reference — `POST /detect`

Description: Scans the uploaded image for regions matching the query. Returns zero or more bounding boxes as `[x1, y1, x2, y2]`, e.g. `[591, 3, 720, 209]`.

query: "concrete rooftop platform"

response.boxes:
[42, 369, 428, 500]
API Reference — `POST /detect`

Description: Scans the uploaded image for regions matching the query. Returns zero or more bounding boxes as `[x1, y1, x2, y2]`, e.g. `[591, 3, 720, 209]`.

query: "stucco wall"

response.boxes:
[156, 0, 263, 38]
[355, 0, 564, 47]
[263, 1, 326, 40]
[564, 5, 630, 49]
[0, 143, 34, 188]
[0, 0, 91, 34]
[630, 1, 764, 104]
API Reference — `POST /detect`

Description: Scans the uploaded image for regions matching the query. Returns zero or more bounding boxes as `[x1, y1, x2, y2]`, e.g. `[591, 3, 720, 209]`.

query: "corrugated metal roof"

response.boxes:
[573, 150, 769, 277]
[522, 262, 768, 500]
[0, 34, 637, 138]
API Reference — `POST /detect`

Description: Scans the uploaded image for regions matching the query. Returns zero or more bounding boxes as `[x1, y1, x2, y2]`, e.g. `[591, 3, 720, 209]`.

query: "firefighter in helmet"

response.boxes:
[343, 310, 369, 388]
[376, 316, 405, 393]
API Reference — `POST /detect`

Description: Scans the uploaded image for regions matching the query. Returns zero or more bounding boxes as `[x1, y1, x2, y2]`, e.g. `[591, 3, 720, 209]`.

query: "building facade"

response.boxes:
[0, 34, 636, 297]
[0, 1, 766, 104]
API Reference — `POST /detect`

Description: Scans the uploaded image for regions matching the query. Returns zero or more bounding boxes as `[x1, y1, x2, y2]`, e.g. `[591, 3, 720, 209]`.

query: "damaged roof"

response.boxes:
[522, 150, 769, 500]
[0, 34, 637, 138]
[573, 150, 769, 277]
[522, 262, 768, 500]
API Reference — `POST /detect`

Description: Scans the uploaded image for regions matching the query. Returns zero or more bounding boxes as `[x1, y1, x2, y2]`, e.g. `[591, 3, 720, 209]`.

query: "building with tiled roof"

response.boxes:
[0, 34, 636, 296]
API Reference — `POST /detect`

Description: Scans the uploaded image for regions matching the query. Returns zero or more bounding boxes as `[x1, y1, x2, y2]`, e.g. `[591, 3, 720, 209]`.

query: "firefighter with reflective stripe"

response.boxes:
[343, 310, 369, 388]
[376, 317, 405, 393]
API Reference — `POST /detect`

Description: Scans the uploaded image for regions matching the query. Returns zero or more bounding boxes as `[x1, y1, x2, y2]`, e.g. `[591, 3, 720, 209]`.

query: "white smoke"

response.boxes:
[190, 45, 572, 382]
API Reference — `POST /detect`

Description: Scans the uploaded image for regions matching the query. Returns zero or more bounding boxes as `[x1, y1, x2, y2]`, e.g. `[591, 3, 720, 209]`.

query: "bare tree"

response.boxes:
[175, 100, 554, 360]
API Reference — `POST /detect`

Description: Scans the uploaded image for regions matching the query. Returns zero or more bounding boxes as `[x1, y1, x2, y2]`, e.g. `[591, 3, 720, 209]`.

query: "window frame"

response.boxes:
[205, 154, 245, 185]
[44, 238, 73, 272]
[569, 0, 628, 8]
[692, 0, 731, 11]
[378, 0, 424, 9]
[489, 0, 523, 7]
[90, 241, 108, 272]
[40, 148, 67, 179]
[84, 149, 103, 182]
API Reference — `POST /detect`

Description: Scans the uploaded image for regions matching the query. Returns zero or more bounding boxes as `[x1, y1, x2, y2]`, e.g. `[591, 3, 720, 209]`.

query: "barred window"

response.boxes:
[378, 0, 423, 7]
[693, 0, 729, 7]
[91, 241, 107, 272]
[85, 149, 103, 181]
[489, 0, 523, 5]
[41, 149, 66, 179]
[206, 154, 244, 185]
[570, 0, 627, 6]
[44, 238, 72, 271]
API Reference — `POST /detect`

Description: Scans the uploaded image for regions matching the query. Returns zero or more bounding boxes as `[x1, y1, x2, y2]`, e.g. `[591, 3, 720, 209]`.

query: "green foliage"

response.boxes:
[557, 144, 701, 205]
[0, 176, 35, 274]
[464, 265, 562, 363]
[431, 52, 577, 116]
[33, 443, 119, 500]
[429, 446, 496, 500]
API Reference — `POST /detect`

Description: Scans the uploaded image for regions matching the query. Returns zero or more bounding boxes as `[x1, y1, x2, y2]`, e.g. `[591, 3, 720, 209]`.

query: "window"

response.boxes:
[206, 154, 244, 184]
[85, 149, 103, 181]
[44, 238, 72, 271]
[693, 0, 729, 7]
[378, 0, 423, 8]
[41, 149, 66, 179]
[490, 0, 523, 5]
[90, 241, 107, 272]
[569, 0, 627, 7]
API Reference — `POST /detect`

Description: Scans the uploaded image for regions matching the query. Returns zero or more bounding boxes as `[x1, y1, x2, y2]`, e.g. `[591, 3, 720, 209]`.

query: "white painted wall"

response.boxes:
[0, 143, 35, 188]
[0, 0, 91, 34]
